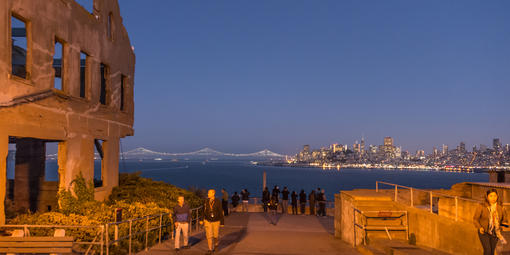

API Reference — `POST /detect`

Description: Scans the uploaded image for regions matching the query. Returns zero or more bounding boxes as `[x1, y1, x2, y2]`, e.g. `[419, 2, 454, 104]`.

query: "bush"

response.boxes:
[8, 172, 203, 254]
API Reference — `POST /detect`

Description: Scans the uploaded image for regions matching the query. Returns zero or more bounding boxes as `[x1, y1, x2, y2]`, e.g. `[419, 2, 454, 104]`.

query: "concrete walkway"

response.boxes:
[138, 212, 359, 255]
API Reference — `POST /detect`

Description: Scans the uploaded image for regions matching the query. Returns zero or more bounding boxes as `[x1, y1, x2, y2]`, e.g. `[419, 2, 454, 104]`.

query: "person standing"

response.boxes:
[231, 192, 240, 211]
[318, 189, 327, 217]
[281, 187, 290, 214]
[316, 188, 322, 216]
[268, 194, 279, 225]
[299, 190, 307, 215]
[173, 196, 191, 251]
[473, 189, 508, 255]
[309, 190, 316, 216]
[221, 188, 229, 216]
[262, 187, 270, 212]
[241, 189, 250, 212]
[291, 191, 298, 215]
[201, 189, 224, 255]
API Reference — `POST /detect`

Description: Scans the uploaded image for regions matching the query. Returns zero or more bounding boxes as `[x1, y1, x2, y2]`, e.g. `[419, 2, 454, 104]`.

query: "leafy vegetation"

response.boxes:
[8, 172, 203, 254]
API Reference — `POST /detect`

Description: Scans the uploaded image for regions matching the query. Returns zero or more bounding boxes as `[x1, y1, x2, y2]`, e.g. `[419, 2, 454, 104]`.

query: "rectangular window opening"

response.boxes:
[120, 75, 126, 111]
[74, 0, 93, 14]
[80, 52, 88, 98]
[93, 139, 104, 188]
[100, 63, 108, 105]
[11, 15, 28, 79]
[53, 40, 64, 90]
[107, 13, 113, 40]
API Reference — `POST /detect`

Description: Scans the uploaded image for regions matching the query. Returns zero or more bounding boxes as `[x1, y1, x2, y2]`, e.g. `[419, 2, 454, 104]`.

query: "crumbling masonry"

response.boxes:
[0, 0, 135, 223]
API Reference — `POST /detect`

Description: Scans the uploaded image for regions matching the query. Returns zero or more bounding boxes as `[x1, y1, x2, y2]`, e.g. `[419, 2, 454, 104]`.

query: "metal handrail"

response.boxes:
[0, 224, 104, 254]
[104, 205, 204, 255]
[376, 181, 483, 221]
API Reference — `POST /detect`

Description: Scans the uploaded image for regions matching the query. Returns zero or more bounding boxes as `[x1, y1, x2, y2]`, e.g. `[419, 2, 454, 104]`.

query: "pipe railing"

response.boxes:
[0, 206, 204, 255]
[105, 205, 203, 255]
[376, 181, 480, 221]
[248, 197, 335, 208]
[0, 224, 104, 254]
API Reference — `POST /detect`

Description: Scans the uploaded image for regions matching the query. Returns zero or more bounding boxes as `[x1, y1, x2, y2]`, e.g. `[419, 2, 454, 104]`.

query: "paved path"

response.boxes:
[138, 212, 359, 255]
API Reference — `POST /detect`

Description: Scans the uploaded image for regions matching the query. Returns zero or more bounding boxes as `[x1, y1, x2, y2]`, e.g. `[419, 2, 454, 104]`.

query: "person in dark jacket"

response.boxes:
[318, 189, 327, 217]
[281, 187, 290, 214]
[473, 189, 508, 255]
[309, 190, 316, 216]
[291, 191, 298, 215]
[221, 188, 229, 216]
[262, 187, 270, 212]
[268, 194, 279, 225]
[231, 192, 240, 211]
[316, 188, 322, 215]
[272, 186, 280, 202]
[241, 189, 250, 212]
[200, 189, 224, 254]
[299, 190, 307, 215]
[173, 196, 191, 251]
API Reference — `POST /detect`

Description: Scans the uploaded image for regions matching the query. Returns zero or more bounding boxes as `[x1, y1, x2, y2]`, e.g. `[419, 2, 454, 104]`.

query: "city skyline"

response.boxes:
[116, 1, 510, 155]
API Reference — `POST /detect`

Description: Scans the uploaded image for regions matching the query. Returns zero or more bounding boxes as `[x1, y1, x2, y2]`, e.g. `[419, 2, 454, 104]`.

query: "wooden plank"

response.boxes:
[0, 247, 72, 253]
[0, 236, 73, 242]
[0, 241, 73, 247]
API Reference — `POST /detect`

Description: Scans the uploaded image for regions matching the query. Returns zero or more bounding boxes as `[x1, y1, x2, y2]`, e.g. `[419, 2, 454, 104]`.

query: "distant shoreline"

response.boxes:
[257, 161, 490, 173]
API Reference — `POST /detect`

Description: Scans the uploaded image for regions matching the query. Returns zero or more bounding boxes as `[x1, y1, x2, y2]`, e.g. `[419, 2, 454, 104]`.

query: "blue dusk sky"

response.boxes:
[117, 1, 510, 155]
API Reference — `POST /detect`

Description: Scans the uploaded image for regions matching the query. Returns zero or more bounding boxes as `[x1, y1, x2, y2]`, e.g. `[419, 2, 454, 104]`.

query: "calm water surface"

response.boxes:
[115, 160, 488, 200]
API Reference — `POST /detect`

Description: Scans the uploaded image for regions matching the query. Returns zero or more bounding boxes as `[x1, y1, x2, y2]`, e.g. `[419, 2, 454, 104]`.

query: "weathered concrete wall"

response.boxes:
[438, 196, 480, 223]
[0, 0, 135, 223]
[335, 190, 397, 246]
[393, 202, 483, 255]
[335, 188, 485, 254]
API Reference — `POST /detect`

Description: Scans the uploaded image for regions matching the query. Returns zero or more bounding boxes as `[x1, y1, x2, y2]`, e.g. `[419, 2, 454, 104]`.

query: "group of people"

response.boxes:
[173, 187, 510, 255]
[224, 188, 251, 214]
[173, 189, 225, 254]
[262, 186, 328, 217]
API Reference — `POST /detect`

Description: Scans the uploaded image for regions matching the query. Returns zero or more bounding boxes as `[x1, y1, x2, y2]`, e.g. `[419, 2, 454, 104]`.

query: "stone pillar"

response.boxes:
[60, 137, 94, 192]
[0, 134, 8, 224]
[94, 138, 119, 200]
[14, 138, 46, 213]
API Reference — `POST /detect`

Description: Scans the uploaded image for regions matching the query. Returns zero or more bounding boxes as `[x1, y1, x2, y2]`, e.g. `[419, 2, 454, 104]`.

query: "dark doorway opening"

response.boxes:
[6, 137, 61, 218]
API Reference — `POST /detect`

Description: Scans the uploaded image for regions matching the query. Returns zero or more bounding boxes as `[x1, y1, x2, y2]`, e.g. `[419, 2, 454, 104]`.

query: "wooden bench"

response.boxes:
[0, 236, 73, 254]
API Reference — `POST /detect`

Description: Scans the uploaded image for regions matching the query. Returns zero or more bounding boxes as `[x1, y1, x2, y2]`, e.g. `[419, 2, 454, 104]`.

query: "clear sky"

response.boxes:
[118, 0, 510, 155]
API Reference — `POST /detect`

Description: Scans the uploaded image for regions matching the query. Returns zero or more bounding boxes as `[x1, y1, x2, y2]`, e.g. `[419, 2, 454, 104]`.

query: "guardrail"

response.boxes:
[0, 224, 104, 254]
[105, 206, 203, 255]
[0, 206, 204, 255]
[248, 197, 335, 208]
[375, 181, 480, 221]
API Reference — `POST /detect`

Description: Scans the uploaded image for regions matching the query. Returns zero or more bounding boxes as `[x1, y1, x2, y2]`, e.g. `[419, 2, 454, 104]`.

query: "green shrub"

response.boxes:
[8, 172, 203, 254]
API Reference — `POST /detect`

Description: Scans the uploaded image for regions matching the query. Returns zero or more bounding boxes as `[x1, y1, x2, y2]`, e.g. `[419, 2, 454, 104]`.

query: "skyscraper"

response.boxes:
[383, 137, 395, 157]
[384, 137, 393, 147]
[360, 137, 365, 154]
[493, 138, 502, 152]
[442, 144, 448, 155]
[459, 142, 466, 153]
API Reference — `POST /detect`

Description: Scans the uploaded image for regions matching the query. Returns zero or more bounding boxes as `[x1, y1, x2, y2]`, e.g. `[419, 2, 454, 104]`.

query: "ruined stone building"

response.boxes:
[0, 0, 135, 224]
